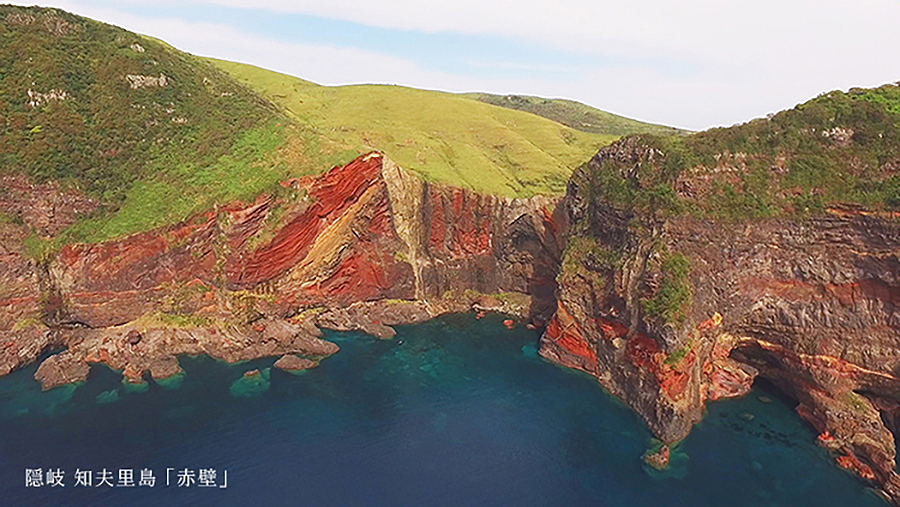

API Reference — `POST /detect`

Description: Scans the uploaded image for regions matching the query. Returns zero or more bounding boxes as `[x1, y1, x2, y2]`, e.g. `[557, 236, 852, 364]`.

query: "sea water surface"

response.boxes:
[0, 314, 887, 506]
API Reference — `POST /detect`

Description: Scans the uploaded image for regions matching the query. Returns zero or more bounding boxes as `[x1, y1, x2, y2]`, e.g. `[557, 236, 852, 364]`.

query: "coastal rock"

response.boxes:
[644, 445, 670, 470]
[125, 329, 142, 345]
[34, 351, 90, 390]
[230, 368, 270, 397]
[149, 355, 182, 380]
[540, 137, 900, 502]
[274, 355, 317, 372]
[34, 152, 561, 335]
[22, 317, 341, 388]
[0, 324, 55, 377]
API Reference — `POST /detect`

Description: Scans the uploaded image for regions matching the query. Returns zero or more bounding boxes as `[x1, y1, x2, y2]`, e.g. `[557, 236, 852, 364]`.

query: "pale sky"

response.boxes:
[11, 0, 900, 130]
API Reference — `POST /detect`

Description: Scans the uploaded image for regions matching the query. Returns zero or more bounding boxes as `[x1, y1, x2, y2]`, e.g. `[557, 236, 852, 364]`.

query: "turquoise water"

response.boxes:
[0, 314, 887, 506]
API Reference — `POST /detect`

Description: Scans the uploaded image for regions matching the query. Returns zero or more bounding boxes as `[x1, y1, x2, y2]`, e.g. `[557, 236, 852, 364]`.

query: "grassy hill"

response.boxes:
[462, 93, 687, 137]
[0, 5, 678, 247]
[0, 5, 289, 243]
[574, 82, 900, 221]
[207, 59, 617, 197]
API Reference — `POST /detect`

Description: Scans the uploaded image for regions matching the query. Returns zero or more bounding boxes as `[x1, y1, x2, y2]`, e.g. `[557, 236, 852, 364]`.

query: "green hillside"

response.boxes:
[0, 5, 678, 247]
[0, 5, 290, 243]
[462, 93, 687, 137]
[207, 59, 616, 197]
[574, 82, 900, 222]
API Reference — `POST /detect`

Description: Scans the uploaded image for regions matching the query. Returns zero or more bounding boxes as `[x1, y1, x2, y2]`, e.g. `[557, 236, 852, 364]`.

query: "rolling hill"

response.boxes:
[463, 93, 687, 137]
[207, 58, 615, 197]
[573, 82, 900, 221]
[0, 5, 678, 247]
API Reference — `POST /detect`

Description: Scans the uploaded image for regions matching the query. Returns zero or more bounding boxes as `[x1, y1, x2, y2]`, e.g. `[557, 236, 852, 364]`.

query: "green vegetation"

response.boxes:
[574, 81, 900, 220]
[560, 236, 619, 288]
[228, 289, 277, 323]
[665, 339, 693, 365]
[12, 316, 42, 331]
[22, 230, 57, 261]
[61, 123, 291, 243]
[464, 93, 687, 137]
[0, 5, 291, 243]
[132, 311, 218, 329]
[208, 59, 618, 197]
[2, 6, 684, 247]
[840, 391, 869, 414]
[642, 251, 693, 326]
[0, 6, 277, 200]
[0, 211, 23, 225]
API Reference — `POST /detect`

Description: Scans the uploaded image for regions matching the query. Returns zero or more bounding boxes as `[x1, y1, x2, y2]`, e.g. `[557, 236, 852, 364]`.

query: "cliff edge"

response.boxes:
[0, 152, 564, 390]
[541, 135, 900, 504]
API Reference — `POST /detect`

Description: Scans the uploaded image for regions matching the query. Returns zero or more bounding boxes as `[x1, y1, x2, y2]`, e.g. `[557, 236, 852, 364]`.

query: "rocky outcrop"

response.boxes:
[0, 152, 563, 393]
[125, 74, 167, 89]
[273, 355, 318, 372]
[34, 350, 90, 389]
[4, 132, 898, 501]
[29, 316, 338, 390]
[541, 139, 900, 504]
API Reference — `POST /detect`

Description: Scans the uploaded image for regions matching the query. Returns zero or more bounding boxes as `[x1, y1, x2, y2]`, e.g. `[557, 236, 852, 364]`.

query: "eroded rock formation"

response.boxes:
[0, 152, 563, 392]
[540, 139, 900, 504]
[5, 142, 897, 503]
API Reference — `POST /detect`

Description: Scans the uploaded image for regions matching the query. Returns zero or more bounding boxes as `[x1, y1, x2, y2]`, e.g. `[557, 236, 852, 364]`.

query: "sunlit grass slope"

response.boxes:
[3, 5, 671, 248]
[209, 59, 617, 197]
[463, 93, 688, 137]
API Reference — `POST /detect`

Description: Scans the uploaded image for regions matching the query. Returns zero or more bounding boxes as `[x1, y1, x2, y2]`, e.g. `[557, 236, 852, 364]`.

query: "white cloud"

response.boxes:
[10, 0, 900, 130]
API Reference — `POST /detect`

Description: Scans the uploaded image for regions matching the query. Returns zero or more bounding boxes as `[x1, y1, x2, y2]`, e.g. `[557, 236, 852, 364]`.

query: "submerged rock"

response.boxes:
[96, 389, 119, 404]
[229, 368, 271, 397]
[121, 378, 149, 393]
[155, 371, 185, 390]
[644, 444, 670, 471]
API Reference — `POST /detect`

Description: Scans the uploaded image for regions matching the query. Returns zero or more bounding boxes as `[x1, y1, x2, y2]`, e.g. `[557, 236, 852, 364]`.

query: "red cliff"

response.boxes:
[0, 152, 564, 394]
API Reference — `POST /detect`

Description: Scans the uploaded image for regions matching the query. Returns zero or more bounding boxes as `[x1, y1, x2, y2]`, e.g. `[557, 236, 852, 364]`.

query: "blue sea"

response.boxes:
[0, 314, 887, 506]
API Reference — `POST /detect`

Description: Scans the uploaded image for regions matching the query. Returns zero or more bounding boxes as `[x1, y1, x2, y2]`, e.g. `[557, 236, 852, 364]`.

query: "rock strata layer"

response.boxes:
[540, 139, 900, 504]
[0, 152, 563, 394]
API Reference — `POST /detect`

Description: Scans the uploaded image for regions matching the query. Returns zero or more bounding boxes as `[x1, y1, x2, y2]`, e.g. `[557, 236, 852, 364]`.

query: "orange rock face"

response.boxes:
[229, 155, 384, 286]
[542, 303, 597, 370]
[837, 454, 877, 481]
[1, 151, 566, 394]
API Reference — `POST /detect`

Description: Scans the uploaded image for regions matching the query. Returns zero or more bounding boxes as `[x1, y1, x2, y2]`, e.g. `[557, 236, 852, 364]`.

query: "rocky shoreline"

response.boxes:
[541, 139, 900, 504]
[5, 148, 900, 504]
[1, 152, 556, 392]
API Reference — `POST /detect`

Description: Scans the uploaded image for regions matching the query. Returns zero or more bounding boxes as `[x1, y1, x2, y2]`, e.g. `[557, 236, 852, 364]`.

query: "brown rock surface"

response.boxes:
[540, 138, 900, 503]
[643, 445, 670, 470]
[149, 355, 182, 380]
[274, 355, 317, 372]
[35, 351, 90, 390]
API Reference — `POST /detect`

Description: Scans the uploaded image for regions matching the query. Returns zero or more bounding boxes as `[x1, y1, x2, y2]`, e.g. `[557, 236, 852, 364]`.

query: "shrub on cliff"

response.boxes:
[0, 6, 275, 203]
[577, 81, 900, 219]
[642, 251, 692, 326]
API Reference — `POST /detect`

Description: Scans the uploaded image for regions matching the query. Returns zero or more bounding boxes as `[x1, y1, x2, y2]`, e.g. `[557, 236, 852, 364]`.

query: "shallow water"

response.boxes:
[0, 314, 887, 506]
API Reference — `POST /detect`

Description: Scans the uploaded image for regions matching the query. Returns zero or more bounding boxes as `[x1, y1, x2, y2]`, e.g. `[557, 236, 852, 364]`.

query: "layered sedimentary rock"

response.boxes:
[540, 139, 900, 503]
[0, 152, 563, 391]
[10, 140, 898, 501]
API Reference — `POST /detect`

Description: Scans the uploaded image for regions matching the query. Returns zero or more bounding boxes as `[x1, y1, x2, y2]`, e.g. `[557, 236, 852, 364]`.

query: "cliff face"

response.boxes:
[0, 152, 563, 389]
[541, 140, 900, 503]
[7, 139, 899, 501]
